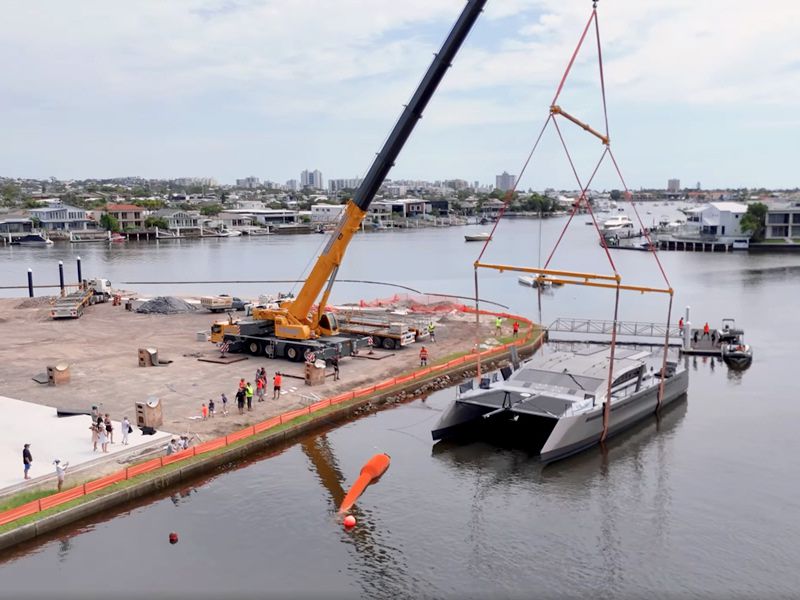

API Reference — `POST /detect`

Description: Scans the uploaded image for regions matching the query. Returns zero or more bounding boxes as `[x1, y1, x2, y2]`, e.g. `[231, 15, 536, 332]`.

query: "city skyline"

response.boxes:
[0, 1, 798, 189]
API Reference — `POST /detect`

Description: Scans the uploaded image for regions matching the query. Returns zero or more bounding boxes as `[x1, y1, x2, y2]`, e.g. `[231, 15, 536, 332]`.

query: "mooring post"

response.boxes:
[683, 305, 691, 351]
[58, 260, 65, 297]
[76, 256, 82, 285]
[27, 268, 34, 298]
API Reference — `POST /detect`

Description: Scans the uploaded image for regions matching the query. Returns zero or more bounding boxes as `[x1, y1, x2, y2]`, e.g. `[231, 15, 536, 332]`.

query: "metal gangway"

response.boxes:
[547, 317, 681, 343]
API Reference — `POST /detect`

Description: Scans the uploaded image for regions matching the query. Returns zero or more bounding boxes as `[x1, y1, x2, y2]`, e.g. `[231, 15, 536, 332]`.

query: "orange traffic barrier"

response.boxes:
[281, 407, 309, 423]
[39, 486, 85, 511]
[309, 399, 331, 412]
[339, 453, 391, 514]
[0, 499, 41, 526]
[328, 392, 354, 405]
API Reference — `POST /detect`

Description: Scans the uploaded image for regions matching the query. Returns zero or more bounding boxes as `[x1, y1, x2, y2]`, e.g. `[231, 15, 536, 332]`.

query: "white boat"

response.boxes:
[432, 344, 688, 463]
[15, 234, 54, 247]
[518, 275, 551, 288]
[216, 229, 242, 237]
[601, 215, 634, 233]
[464, 232, 491, 242]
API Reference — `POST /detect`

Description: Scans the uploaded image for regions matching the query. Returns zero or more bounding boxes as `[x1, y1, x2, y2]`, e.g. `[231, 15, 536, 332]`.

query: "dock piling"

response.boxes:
[76, 256, 82, 284]
[58, 261, 65, 297]
[27, 269, 34, 298]
[683, 306, 691, 351]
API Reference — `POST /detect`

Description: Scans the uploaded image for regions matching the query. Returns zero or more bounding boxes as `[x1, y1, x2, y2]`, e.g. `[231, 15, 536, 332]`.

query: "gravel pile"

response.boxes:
[136, 296, 198, 314]
[15, 297, 56, 309]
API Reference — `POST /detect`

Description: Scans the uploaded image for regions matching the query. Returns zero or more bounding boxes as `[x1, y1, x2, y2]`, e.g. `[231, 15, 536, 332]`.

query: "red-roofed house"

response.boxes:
[106, 204, 145, 229]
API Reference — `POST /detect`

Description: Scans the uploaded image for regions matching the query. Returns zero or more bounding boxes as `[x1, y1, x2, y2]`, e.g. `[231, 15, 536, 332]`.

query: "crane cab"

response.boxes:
[318, 312, 339, 336]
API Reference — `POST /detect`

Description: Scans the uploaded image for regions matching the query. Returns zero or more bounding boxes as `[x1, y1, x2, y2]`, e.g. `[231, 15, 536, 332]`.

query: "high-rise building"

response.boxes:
[667, 179, 680, 193]
[286, 179, 299, 191]
[328, 178, 363, 192]
[301, 169, 324, 190]
[496, 171, 516, 192]
[235, 176, 260, 189]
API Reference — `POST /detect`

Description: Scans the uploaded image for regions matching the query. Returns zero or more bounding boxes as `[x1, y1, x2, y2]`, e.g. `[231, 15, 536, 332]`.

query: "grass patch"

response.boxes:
[0, 489, 54, 512]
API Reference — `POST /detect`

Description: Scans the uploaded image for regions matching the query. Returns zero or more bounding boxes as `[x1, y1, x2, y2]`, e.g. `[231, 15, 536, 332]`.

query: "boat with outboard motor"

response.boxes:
[718, 318, 752, 369]
[432, 343, 688, 463]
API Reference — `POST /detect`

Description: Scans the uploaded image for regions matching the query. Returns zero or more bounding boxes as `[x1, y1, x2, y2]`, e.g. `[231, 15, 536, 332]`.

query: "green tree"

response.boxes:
[200, 203, 223, 216]
[740, 202, 768, 241]
[99, 213, 121, 232]
[610, 189, 622, 201]
[145, 216, 169, 229]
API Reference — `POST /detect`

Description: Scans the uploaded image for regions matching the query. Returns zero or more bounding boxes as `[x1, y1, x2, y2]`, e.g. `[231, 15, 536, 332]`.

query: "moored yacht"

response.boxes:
[432, 343, 688, 463]
[601, 215, 634, 233]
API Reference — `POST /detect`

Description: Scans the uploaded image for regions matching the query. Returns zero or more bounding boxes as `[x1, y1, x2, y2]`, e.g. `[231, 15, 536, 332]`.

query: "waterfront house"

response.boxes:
[311, 204, 345, 223]
[0, 216, 34, 239]
[695, 202, 747, 238]
[223, 208, 298, 226]
[154, 209, 200, 230]
[29, 204, 91, 231]
[106, 203, 145, 230]
[765, 201, 800, 240]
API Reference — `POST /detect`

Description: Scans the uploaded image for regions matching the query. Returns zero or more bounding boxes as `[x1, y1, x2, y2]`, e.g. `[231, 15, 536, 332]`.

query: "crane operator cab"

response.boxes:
[318, 311, 339, 336]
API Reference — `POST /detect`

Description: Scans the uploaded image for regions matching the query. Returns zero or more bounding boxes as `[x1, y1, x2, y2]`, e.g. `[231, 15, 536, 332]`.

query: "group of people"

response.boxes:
[494, 316, 522, 338]
[165, 435, 193, 455]
[89, 413, 129, 452]
[204, 369, 284, 418]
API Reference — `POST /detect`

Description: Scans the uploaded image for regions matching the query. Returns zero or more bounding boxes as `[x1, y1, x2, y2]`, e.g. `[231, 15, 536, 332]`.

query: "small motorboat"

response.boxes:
[109, 233, 126, 243]
[15, 234, 54, 247]
[465, 232, 491, 242]
[722, 343, 753, 369]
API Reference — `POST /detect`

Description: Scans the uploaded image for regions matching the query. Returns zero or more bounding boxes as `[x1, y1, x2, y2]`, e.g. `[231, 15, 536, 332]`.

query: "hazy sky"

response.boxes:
[0, 0, 798, 189]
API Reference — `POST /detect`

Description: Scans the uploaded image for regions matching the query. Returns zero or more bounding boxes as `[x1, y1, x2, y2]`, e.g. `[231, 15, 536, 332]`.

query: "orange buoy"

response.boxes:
[343, 515, 356, 528]
[338, 453, 390, 514]
[168, 532, 179, 544]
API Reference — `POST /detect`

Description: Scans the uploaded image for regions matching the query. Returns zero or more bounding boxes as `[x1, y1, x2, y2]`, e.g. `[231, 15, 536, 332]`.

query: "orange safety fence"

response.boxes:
[194, 438, 227, 455]
[281, 407, 309, 423]
[126, 458, 162, 479]
[0, 305, 539, 529]
[0, 499, 41, 527]
[226, 426, 256, 445]
[39, 486, 85, 511]
[84, 470, 127, 494]
[161, 447, 195, 466]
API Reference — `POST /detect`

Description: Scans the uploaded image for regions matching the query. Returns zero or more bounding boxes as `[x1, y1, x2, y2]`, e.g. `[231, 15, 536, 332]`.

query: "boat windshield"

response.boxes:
[511, 368, 603, 393]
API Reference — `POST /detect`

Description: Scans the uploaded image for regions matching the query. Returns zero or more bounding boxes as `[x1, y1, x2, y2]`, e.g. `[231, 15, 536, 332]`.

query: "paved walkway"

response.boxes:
[0, 395, 171, 494]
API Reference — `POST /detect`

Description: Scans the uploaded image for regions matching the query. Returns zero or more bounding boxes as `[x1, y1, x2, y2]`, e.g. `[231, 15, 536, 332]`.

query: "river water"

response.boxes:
[1, 209, 799, 598]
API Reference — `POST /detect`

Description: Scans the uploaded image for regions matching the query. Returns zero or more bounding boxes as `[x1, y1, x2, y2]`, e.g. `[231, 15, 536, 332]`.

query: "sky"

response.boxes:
[0, 0, 798, 190]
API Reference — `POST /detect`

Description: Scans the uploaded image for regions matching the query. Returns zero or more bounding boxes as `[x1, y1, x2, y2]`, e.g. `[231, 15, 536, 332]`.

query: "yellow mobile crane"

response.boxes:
[210, 0, 487, 361]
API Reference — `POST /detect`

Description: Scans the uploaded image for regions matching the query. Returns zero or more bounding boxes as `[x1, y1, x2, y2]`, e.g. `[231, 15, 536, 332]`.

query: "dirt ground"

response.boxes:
[0, 295, 504, 444]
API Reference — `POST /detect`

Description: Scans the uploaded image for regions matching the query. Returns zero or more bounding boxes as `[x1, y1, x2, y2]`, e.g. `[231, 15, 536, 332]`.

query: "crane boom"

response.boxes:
[284, 0, 488, 331]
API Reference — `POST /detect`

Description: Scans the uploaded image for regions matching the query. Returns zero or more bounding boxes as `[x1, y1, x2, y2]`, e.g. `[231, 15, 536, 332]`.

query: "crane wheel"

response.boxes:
[382, 337, 395, 350]
[286, 345, 301, 362]
[248, 341, 262, 355]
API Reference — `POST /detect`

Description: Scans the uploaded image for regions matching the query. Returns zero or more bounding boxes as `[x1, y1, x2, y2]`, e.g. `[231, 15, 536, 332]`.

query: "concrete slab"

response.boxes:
[0, 395, 171, 493]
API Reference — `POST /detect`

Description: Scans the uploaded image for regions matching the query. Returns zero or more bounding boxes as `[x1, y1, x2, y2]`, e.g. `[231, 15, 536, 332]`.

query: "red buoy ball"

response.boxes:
[343, 515, 356, 529]
[169, 532, 179, 544]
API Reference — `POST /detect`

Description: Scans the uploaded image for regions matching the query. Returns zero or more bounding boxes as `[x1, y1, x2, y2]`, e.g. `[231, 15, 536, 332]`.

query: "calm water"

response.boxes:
[1, 211, 799, 599]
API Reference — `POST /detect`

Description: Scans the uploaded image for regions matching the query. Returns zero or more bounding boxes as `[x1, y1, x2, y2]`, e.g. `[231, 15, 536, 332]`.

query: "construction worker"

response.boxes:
[419, 346, 428, 367]
[512, 321, 520, 338]
[273, 372, 282, 400]
[495, 316, 503, 334]
[703, 322, 710, 339]
[678, 317, 684, 333]
[427, 322, 436, 343]
[245, 382, 254, 411]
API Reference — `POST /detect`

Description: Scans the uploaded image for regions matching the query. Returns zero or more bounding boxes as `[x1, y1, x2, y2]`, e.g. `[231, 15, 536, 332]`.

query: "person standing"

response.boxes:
[495, 316, 503, 334]
[703, 322, 710, 339]
[419, 346, 428, 366]
[331, 357, 340, 381]
[22, 443, 33, 480]
[236, 388, 246, 414]
[256, 377, 265, 402]
[220, 393, 229, 416]
[121, 416, 131, 445]
[98, 426, 109, 453]
[90, 422, 99, 452]
[208, 397, 216, 418]
[427, 322, 436, 343]
[104, 414, 114, 444]
[512, 321, 520, 338]
[245, 382, 254, 411]
[273, 372, 282, 400]
[54, 459, 69, 492]
[201, 403, 208, 420]
[678, 317, 684, 333]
